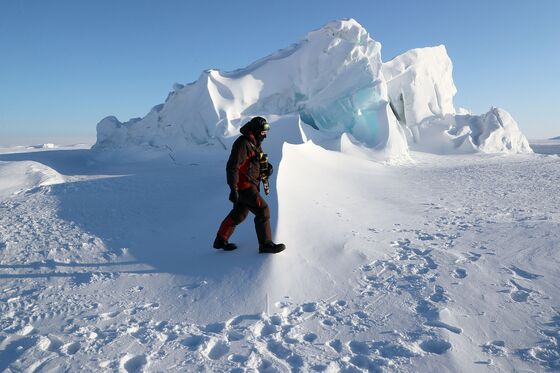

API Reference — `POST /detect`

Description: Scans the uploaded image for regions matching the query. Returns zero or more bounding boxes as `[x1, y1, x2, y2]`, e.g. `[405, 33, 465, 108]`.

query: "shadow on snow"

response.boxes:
[0, 147, 283, 286]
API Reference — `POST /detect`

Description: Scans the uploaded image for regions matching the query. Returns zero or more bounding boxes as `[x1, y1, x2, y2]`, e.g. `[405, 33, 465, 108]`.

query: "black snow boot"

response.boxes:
[259, 241, 285, 254]
[213, 236, 238, 251]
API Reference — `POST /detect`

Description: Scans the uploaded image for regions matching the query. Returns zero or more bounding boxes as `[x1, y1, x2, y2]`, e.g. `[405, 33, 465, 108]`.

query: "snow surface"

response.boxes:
[1, 117, 559, 371]
[92, 19, 530, 163]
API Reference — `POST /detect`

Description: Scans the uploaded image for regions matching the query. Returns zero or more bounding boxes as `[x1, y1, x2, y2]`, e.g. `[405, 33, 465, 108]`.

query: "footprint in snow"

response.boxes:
[416, 231, 435, 241]
[70, 272, 93, 287]
[464, 252, 482, 262]
[348, 340, 370, 355]
[119, 353, 148, 373]
[327, 339, 343, 353]
[360, 263, 374, 272]
[203, 338, 230, 360]
[227, 330, 244, 342]
[348, 354, 379, 371]
[226, 313, 261, 330]
[61, 341, 80, 355]
[335, 300, 347, 307]
[453, 268, 468, 279]
[423, 256, 438, 270]
[301, 302, 318, 312]
[181, 335, 206, 351]
[510, 290, 530, 302]
[419, 339, 452, 354]
[481, 340, 506, 356]
[509, 265, 542, 280]
[303, 333, 318, 343]
[412, 248, 433, 256]
[204, 322, 225, 333]
[266, 340, 304, 368]
[429, 285, 449, 303]
[228, 354, 248, 363]
[508, 279, 536, 302]
[254, 319, 280, 337]
[371, 340, 418, 358]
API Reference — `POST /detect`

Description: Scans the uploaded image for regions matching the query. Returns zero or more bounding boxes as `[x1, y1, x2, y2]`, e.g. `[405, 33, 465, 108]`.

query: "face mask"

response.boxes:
[257, 130, 268, 142]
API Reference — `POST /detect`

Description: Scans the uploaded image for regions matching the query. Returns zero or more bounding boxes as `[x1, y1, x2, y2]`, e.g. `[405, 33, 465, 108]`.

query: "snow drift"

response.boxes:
[0, 161, 64, 200]
[92, 18, 531, 160]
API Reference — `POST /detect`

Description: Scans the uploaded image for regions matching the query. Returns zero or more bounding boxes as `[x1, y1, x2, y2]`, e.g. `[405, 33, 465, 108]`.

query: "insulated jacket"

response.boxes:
[226, 122, 263, 191]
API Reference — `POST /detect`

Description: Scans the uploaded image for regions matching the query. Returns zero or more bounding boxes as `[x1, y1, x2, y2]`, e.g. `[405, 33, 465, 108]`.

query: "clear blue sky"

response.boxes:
[1, 0, 558, 143]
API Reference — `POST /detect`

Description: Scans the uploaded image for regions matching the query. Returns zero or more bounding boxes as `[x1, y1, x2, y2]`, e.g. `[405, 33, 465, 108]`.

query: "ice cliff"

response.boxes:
[92, 18, 531, 160]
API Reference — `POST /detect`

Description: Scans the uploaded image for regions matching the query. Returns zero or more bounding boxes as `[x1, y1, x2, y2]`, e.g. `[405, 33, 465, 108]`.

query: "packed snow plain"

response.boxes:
[1, 119, 559, 372]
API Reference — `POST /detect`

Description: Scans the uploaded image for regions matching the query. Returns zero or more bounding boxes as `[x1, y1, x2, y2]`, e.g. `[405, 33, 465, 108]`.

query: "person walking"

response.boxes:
[213, 116, 286, 254]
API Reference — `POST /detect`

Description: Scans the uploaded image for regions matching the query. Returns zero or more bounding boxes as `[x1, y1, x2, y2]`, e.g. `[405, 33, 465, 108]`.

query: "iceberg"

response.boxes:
[382, 45, 457, 142]
[382, 46, 531, 154]
[92, 19, 409, 161]
[92, 18, 531, 161]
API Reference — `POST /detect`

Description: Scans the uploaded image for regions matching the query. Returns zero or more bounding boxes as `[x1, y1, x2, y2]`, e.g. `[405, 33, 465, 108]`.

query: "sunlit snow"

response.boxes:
[0, 19, 556, 373]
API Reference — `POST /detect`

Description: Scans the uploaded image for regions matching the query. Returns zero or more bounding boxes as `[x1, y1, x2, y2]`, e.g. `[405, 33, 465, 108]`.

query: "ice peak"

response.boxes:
[305, 18, 375, 47]
[319, 18, 366, 34]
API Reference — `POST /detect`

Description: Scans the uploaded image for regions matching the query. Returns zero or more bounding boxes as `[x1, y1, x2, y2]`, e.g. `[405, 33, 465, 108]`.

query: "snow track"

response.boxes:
[0, 147, 559, 372]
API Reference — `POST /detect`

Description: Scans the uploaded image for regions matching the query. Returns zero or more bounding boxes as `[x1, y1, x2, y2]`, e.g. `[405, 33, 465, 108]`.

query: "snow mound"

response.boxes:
[0, 161, 64, 200]
[93, 18, 530, 161]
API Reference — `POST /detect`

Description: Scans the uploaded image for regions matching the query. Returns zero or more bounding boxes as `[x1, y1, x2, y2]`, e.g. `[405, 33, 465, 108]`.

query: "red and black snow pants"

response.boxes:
[216, 186, 272, 245]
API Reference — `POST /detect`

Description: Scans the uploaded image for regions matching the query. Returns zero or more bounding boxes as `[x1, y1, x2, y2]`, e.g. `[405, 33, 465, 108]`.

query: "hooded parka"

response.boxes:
[216, 118, 272, 245]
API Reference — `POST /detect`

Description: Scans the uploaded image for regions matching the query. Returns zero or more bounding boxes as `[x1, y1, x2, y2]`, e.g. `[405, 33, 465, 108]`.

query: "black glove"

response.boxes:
[266, 162, 273, 177]
[228, 188, 239, 203]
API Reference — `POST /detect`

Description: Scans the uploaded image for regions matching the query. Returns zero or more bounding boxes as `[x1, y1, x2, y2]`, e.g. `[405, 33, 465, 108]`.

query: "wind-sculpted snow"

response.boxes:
[0, 144, 559, 371]
[93, 18, 531, 162]
[0, 161, 64, 200]
[91, 19, 408, 161]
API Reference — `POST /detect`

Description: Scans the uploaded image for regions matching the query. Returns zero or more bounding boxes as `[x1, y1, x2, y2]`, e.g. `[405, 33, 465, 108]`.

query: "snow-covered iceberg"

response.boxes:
[91, 19, 408, 161]
[382, 46, 457, 142]
[92, 18, 531, 161]
[382, 46, 531, 154]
